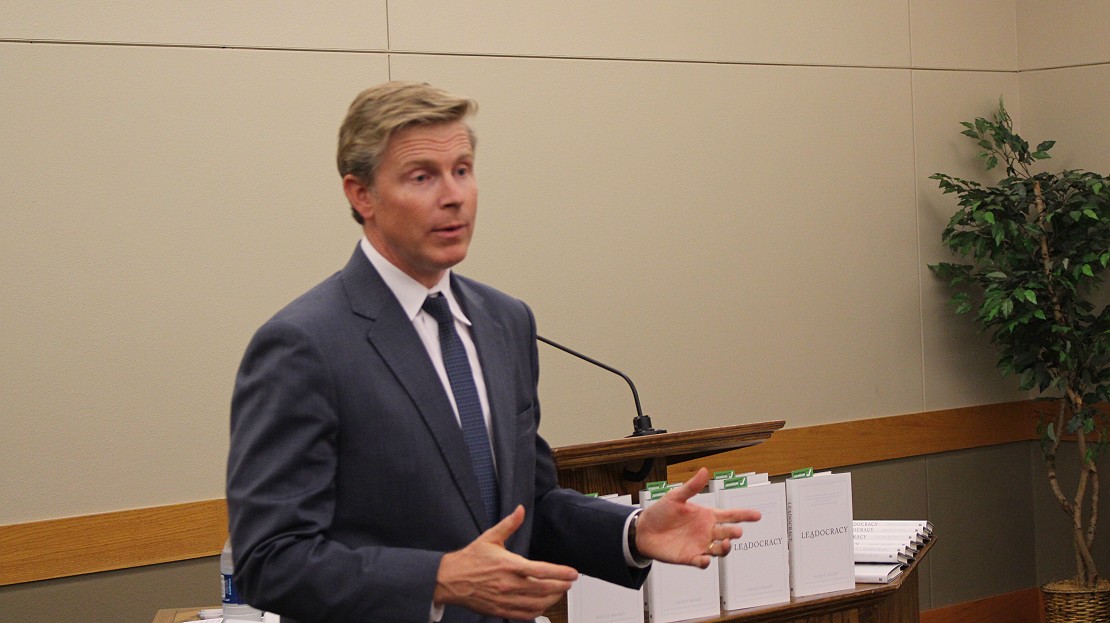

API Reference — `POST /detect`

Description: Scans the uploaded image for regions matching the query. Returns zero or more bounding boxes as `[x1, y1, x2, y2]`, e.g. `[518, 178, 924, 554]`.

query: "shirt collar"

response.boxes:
[360, 236, 472, 326]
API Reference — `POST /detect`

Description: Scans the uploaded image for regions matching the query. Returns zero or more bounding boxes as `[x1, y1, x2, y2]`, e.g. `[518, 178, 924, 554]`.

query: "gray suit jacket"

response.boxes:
[227, 247, 647, 623]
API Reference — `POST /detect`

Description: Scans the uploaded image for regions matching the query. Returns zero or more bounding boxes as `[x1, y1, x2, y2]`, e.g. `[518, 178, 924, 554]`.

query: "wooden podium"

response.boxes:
[547, 420, 930, 623]
[551, 420, 785, 497]
[546, 421, 784, 623]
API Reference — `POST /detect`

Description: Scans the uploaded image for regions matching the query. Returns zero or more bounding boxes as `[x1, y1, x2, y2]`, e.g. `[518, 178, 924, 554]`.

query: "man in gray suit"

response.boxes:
[227, 81, 760, 623]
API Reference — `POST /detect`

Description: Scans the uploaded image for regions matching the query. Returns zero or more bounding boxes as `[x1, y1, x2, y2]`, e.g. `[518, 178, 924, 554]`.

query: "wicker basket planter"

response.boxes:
[1043, 579, 1110, 623]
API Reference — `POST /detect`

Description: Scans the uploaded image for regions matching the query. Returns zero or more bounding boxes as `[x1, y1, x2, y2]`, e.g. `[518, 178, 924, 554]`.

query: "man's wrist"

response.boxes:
[625, 510, 650, 566]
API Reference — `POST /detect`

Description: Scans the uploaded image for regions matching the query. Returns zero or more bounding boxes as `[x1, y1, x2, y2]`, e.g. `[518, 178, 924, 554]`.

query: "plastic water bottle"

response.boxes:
[221, 537, 263, 622]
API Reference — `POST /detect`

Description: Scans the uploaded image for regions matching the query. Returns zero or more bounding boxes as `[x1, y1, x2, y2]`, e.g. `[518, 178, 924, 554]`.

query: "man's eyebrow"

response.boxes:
[399, 152, 474, 171]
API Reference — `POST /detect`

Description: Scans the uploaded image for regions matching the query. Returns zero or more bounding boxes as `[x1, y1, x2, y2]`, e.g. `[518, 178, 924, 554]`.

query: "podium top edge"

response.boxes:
[551, 420, 786, 470]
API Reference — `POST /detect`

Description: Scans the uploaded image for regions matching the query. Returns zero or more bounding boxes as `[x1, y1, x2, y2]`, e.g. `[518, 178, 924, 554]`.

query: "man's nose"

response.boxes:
[439, 174, 467, 207]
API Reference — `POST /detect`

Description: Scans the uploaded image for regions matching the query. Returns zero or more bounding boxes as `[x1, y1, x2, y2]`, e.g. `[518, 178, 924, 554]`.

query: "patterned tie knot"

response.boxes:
[422, 294, 452, 326]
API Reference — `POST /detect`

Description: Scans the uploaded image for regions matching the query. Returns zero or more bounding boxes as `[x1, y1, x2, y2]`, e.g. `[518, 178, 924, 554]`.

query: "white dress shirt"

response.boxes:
[359, 237, 495, 458]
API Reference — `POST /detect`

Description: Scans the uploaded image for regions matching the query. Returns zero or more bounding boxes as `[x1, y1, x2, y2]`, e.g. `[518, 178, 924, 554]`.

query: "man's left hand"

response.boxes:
[634, 467, 762, 569]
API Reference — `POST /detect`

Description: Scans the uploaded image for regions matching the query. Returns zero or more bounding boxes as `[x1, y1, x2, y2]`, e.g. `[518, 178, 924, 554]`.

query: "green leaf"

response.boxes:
[1047, 422, 1058, 442]
[1025, 290, 1038, 304]
[1084, 208, 1099, 220]
[1034, 309, 1047, 320]
[1083, 264, 1095, 277]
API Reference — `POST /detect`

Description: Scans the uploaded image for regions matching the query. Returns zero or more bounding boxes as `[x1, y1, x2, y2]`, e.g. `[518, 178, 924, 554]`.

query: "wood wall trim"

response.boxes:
[0, 399, 1044, 587]
[920, 587, 1043, 623]
[0, 499, 227, 586]
[668, 399, 1043, 481]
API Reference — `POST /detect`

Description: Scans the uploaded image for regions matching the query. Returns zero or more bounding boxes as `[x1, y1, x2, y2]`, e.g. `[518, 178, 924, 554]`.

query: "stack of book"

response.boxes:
[566, 493, 645, 623]
[852, 520, 933, 583]
[574, 469, 911, 622]
[641, 482, 721, 623]
[711, 471, 790, 611]
[784, 469, 855, 598]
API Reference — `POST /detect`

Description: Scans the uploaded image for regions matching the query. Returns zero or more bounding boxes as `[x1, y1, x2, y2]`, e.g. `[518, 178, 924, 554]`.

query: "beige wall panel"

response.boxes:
[1020, 65, 1110, 173]
[0, 1, 387, 51]
[912, 69, 1028, 411]
[0, 42, 388, 524]
[390, 55, 921, 446]
[0, 557, 215, 623]
[1017, 0, 1110, 70]
[388, 1, 910, 67]
[909, 0, 1017, 70]
[926, 443, 1037, 607]
[1030, 443, 1110, 585]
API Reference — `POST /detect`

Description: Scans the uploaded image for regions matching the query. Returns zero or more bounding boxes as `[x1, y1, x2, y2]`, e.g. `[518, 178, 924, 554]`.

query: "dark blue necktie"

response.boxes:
[422, 294, 500, 524]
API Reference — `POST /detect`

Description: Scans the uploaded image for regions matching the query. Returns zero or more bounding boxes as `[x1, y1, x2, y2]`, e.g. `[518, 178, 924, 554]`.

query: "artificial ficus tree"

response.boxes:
[931, 99, 1110, 588]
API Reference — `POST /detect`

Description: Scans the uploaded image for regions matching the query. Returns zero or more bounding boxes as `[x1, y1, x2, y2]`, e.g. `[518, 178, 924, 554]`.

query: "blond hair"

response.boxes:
[338, 82, 477, 223]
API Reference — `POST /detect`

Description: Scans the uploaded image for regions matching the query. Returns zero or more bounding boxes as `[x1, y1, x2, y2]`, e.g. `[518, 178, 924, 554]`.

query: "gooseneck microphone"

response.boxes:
[537, 335, 666, 438]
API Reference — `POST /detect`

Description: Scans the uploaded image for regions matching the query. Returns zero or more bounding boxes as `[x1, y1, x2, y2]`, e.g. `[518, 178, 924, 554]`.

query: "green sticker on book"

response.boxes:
[645, 480, 668, 490]
[791, 467, 814, 479]
[722, 476, 748, 489]
[713, 470, 735, 480]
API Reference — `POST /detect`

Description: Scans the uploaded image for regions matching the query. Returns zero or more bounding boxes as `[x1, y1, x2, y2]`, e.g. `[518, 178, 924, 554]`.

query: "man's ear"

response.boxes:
[343, 174, 375, 223]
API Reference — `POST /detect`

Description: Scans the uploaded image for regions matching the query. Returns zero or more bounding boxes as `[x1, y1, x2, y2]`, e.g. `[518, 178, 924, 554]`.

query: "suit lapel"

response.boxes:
[339, 249, 489, 530]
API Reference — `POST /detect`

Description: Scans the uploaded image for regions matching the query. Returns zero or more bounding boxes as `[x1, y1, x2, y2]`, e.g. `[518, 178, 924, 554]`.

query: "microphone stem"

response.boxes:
[536, 335, 645, 419]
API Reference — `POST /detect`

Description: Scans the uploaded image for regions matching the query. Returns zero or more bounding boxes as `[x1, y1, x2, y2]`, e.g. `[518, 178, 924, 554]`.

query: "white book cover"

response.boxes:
[744, 473, 770, 486]
[854, 520, 932, 536]
[642, 490, 721, 623]
[715, 481, 790, 611]
[785, 471, 854, 598]
[854, 563, 903, 584]
[852, 526, 926, 545]
[851, 546, 909, 564]
[852, 532, 919, 549]
[567, 494, 645, 623]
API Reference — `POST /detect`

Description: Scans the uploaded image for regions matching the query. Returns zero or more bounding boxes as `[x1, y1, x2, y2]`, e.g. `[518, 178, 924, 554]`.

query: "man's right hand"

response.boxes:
[434, 505, 579, 619]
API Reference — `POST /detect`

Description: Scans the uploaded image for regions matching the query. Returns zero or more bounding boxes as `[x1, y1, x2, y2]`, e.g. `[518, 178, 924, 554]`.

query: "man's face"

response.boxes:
[348, 121, 477, 287]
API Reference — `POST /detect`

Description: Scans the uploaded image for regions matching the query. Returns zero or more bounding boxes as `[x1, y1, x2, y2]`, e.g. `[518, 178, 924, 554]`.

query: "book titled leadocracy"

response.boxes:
[641, 486, 721, 623]
[785, 470, 855, 598]
[714, 476, 790, 611]
[854, 562, 903, 584]
[567, 494, 645, 623]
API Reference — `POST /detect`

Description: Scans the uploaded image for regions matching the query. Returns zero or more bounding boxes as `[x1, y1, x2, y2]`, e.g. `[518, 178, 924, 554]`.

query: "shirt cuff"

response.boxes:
[622, 509, 652, 568]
